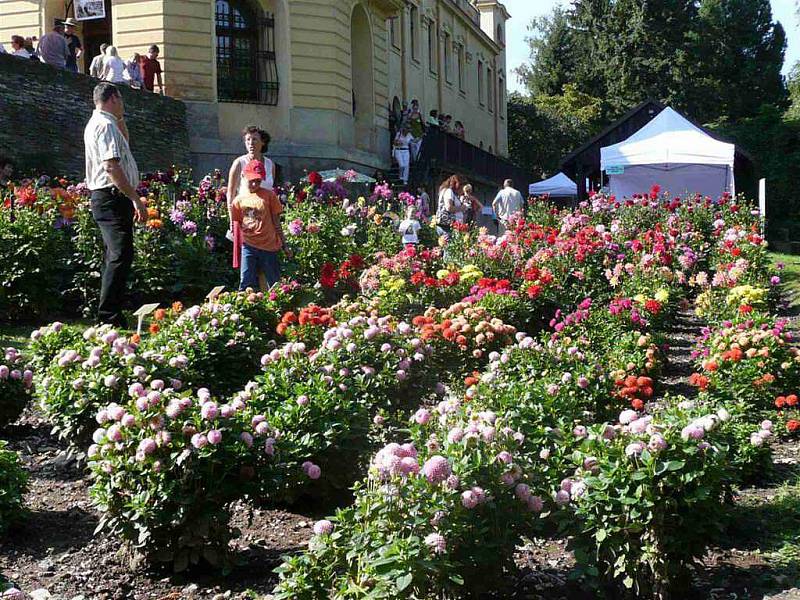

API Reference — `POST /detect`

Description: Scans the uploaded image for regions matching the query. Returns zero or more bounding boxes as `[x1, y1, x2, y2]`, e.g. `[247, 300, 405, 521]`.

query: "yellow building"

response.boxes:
[1, 0, 511, 181]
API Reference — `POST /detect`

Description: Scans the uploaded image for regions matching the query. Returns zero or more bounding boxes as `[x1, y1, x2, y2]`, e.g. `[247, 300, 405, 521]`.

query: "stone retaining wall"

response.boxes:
[0, 54, 189, 177]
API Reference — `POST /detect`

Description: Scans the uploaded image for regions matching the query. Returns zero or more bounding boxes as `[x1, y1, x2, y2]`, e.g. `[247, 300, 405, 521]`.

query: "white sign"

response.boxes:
[75, 0, 106, 21]
[758, 178, 766, 234]
[605, 165, 625, 175]
[133, 303, 160, 335]
[206, 286, 226, 301]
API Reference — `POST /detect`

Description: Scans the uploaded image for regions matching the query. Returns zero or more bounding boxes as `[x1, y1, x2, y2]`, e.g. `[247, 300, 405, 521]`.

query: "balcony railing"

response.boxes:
[415, 125, 533, 191]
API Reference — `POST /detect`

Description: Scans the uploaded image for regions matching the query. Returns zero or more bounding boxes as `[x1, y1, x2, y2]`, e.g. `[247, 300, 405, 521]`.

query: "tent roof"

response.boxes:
[529, 172, 577, 196]
[601, 107, 735, 168]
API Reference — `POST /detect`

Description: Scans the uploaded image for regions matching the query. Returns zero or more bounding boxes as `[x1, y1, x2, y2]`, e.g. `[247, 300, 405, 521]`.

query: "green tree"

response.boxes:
[507, 86, 602, 177]
[697, 0, 787, 120]
[515, 9, 581, 98]
[515, 0, 786, 123]
[709, 104, 800, 237]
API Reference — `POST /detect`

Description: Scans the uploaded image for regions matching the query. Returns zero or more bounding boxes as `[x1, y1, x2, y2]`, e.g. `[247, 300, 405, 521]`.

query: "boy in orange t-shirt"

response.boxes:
[230, 159, 291, 290]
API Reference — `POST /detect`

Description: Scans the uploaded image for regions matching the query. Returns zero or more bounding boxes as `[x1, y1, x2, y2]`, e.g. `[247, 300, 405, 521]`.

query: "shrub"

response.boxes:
[36, 325, 135, 448]
[555, 401, 735, 596]
[27, 321, 85, 371]
[139, 298, 276, 398]
[0, 348, 34, 428]
[0, 441, 28, 535]
[88, 385, 270, 572]
[274, 400, 553, 598]
[249, 314, 441, 503]
[693, 319, 800, 411]
[0, 206, 72, 319]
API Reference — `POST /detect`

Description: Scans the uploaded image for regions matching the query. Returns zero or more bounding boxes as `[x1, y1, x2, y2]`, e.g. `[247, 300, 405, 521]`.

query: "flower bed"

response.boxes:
[16, 182, 795, 597]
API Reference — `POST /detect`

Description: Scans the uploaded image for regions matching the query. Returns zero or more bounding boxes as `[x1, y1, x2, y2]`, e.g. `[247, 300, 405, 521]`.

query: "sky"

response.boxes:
[504, 0, 800, 94]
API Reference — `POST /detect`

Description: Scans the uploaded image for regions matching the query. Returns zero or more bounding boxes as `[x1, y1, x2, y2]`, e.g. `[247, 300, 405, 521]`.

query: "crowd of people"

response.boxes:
[429, 175, 524, 240]
[82, 83, 287, 326]
[1, 22, 163, 93]
[79, 77, 526, 329]
[390, 98, 467, 186]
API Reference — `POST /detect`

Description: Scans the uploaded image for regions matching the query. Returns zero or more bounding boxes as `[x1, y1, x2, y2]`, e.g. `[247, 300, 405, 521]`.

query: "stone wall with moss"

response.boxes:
[0, 54, 189, 177]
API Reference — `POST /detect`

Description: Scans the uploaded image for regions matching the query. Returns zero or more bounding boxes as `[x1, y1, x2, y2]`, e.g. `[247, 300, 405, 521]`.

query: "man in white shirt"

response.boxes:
[89, 43, 108, 78]
[84, 82, 146, 327]
[492, 179, 525, 236]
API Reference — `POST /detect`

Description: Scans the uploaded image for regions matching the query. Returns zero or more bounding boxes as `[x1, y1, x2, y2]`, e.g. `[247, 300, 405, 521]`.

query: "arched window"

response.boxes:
[496, 24, 503, 44]
[215, 0, 279, 105]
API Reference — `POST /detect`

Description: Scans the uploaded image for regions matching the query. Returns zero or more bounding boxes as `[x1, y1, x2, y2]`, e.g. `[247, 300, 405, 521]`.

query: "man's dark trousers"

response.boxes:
[91, 187, 134, 327]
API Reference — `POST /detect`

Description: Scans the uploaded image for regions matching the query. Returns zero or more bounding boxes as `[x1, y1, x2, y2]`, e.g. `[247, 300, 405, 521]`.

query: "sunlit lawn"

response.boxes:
[771, 251, 800, 309]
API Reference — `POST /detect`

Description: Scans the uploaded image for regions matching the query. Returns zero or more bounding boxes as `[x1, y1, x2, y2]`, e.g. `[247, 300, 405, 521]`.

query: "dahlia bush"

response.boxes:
[274, 400, 554, 598]
[15, 176, 792, 599]
[36, 325, 136, 447]
[692, 319, 799, 410]
[0, 441, 28, 536]
[139, 296, 276, 397]
[247, 313, 442, 502]
[0, 348, 34, 428]
[557, 401, 736, 596]
[27, 321, 84, 372]
[88, 384, 271, 572]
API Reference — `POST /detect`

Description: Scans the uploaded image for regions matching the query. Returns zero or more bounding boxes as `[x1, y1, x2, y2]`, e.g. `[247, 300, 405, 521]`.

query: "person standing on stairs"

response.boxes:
[408, 99, 425, 160]
[393, 125, 413, 186]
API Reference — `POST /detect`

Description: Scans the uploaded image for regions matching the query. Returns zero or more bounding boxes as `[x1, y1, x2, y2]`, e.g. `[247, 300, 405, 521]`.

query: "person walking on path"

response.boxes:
[37, 22, 70, 69]
[492, 179, 524, 236]
[63, 18, 82, 72]
[230, 159, 291, 290]
[83, 82, 147, 327]
[139, 45, 163, 93]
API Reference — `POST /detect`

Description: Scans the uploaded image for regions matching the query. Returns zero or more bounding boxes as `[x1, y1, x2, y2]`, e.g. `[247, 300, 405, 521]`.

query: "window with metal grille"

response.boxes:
[215, 0, 279, 105]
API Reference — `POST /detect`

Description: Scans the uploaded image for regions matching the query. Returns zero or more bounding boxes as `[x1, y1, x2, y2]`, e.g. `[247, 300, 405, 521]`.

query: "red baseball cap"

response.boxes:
[243, 159, 266, 182]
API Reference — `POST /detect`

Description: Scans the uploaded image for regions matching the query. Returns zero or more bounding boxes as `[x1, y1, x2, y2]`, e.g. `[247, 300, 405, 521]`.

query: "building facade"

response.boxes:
[1, 0, 510, 181]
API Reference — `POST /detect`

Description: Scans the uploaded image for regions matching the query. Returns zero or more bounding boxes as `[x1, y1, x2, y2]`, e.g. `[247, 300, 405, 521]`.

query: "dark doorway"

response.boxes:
[79, 0, 112, 75]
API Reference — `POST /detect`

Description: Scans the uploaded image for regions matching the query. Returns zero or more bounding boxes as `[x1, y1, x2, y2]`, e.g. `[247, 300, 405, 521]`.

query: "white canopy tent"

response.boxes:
[528, 172, 578, 198]
[600, 107, 735, 199]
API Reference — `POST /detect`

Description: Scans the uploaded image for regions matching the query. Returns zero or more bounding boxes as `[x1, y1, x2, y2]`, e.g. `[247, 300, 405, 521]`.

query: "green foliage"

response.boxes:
[708, 105, 800, 237]
[0, 441, 28, 536]
[0, 347, 33, 428]
[558, 402, 735, 595]
[512, 0, 789, 185]
[0, 208, 72, 320]
[508, 87, 602, 176]
[517, 0, 786, 123]
[273, 402, 553, 599]
[88, 387, 270, 573]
